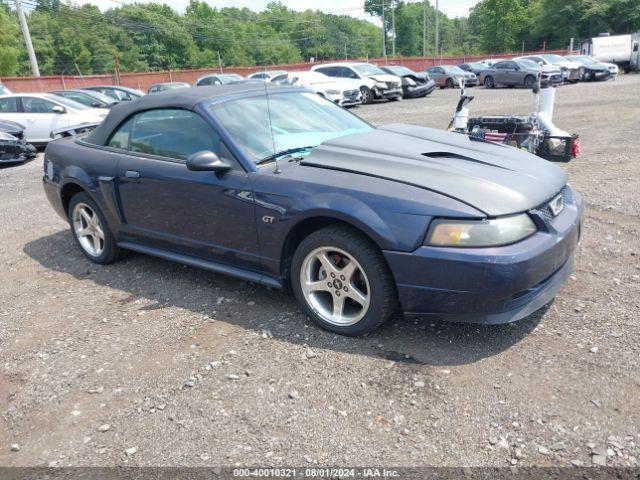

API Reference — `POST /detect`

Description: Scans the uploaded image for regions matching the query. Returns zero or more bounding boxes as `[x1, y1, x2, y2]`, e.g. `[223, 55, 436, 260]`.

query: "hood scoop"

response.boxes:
[421, 151, 514, 170]
[300, 124, 566, 216]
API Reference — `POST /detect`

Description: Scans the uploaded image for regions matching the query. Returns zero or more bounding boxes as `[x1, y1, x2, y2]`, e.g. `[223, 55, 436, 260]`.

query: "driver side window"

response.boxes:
[22, 97, 59, 113]
[128, 109, 222, 162]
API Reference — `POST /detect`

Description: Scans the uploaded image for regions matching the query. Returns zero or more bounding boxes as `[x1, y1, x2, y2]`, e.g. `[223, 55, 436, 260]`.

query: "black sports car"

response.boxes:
[380, 66, 437, 98]
[0, 120, 37, 165]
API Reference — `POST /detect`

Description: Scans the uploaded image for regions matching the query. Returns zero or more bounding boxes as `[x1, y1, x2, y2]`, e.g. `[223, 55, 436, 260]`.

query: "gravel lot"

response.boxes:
[1, 75, 639, 469]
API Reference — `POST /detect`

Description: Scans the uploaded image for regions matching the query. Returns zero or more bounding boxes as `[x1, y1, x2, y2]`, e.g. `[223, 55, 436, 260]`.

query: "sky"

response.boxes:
[81, 0, 480, 21]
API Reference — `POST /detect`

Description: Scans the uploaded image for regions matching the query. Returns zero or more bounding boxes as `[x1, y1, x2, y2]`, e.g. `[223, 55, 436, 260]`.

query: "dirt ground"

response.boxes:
[1, 75, 639, 469]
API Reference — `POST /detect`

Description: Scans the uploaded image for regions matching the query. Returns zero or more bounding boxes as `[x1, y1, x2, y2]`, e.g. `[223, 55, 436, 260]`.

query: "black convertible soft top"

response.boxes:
[84, 84, 298, 146]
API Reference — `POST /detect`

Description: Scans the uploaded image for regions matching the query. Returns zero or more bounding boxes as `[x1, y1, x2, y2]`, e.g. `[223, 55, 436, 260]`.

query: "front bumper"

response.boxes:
[374, 87, 403, 99]
[563, 68, 582, 81]
[403, 80, 437, 98]
[384, 189, 584, 324]
[0, 139, 36, 164]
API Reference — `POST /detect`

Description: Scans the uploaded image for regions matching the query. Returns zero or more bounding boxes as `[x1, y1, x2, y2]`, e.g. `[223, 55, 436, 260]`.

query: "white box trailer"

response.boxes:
[580, 33, 640, 71]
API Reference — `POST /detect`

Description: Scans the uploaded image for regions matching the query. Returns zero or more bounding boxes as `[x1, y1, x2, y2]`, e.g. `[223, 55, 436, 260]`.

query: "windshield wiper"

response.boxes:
[256, 146, 315, 165]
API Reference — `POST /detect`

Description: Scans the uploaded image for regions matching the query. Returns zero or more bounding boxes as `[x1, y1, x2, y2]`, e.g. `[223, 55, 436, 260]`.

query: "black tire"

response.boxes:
[68, 192, 121, 264]
[360, 86, 373, 104]
[445, 78, 454, 89]
[484, 76, 495, 89]
[389, 94, 402, 101]
[524, 75, 535, 89]
[291, 225, 397, 336]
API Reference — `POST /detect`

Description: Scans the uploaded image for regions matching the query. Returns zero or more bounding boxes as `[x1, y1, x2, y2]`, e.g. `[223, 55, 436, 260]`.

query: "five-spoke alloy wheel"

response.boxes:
[291, 225, 396, 336]
[300, 246, 371, 326]
[68, 192, 121, 264]
[72, 202, 105, 257]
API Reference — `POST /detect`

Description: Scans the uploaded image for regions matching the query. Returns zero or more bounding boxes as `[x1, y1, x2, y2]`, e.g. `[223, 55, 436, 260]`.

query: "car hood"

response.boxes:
[368, 74, 401, 85]
[555, 60, 581, 69]
[300, 124, 566, 216]
[321, 79, 361, 90]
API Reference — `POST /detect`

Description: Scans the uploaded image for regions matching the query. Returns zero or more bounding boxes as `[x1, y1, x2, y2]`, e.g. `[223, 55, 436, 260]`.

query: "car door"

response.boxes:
[0, 97, 23, 129]
[492, 62, 509, 84]
[113, 108, 261, 271]
[20, 96, 73, 143]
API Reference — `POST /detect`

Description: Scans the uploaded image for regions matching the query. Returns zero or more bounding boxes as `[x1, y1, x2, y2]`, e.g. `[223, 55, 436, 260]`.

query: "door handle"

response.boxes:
[125, 170, 140, 179]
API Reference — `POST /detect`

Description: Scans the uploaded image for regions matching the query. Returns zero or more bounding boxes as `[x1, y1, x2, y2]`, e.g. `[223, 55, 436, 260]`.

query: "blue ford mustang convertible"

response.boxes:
[43, 84, 583, 336]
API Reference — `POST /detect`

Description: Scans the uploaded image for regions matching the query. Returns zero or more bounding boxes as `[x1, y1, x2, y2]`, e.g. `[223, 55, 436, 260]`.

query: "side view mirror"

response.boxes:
[52, 105, 65, 114]
[187, 150, 232, 173]
[91, 102, 102, 108]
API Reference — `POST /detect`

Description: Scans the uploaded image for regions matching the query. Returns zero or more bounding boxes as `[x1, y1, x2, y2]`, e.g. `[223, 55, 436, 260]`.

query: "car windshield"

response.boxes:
[443, 66, 466, 74]
[219, 74, 243, 83]
[387, 66, 413, 76]
[50, 96, 91, 110]
[570, 56, 597, 65]
[81, 91, 117, 105]
[210, 91, 372, 163]
[517, 59, 540, 69]
[543, 54, 566, 63]
[353, 64, 386, 76]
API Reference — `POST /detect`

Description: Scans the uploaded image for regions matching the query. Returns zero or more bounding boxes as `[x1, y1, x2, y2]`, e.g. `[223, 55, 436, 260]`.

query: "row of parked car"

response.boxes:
[147, 63, 439, 106]
[0, 52, 619, 156]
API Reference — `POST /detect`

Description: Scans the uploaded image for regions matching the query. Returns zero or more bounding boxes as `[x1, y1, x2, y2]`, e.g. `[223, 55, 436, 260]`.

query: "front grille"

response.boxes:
[385, 82, 399, 89]
[530, 185, 570, 224]
[343, 89, 359, 99]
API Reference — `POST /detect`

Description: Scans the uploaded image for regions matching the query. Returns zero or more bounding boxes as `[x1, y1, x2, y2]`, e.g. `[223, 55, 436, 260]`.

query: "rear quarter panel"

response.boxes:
[45, 138, 122, 230]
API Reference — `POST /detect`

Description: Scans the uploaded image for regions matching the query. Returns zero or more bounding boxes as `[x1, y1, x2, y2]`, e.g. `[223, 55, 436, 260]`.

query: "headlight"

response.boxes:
[405, 78, 416, 86]
[374, 82, 387, 89]
[425, 214, 537, 247]
[326, 89, 340, 95]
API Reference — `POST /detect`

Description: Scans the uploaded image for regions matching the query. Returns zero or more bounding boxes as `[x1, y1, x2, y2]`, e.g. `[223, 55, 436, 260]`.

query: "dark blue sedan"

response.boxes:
[42, 84, 583, 336]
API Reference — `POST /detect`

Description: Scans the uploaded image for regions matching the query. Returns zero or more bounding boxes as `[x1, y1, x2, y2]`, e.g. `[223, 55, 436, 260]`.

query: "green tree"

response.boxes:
[0, 2, 21, 76]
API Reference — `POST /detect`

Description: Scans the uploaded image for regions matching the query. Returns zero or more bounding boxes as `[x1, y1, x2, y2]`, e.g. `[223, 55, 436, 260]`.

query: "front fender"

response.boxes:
[253, 189, 433, 278]
[290, 192, 399, 248]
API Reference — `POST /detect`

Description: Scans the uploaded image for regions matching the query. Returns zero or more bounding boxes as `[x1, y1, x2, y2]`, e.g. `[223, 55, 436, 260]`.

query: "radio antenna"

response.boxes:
[263, 76, 280, 174]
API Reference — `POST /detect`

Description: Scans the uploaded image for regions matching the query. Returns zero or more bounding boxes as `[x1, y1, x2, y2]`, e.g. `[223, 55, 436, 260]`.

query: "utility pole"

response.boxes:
[422, 0, 427, 57]
[15, 0, 40, 77]
[381, 0, 387, 59]
[434, 0, 439, 57]
[344, 42, 348, 61]
[217, 50, 223, 73]
[391, 0, 396, 58]
[569, 37, 574, 54]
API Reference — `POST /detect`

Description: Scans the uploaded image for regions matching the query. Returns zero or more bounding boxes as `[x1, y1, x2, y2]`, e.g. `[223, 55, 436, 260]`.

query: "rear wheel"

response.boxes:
[291, 225, 396, 336]
[68, 192, 121, 264]
[360, 86, 373, 104]
[524, 75, 535, 89]
[484, 76, 495, 89]
[445, 78, 454, 89]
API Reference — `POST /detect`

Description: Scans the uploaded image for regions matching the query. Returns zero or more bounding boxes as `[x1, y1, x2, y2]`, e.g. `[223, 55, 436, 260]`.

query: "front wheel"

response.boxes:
[524, 75, 535, 89]
[445, 78, 454, 89]
[68, 192, 121, 264]
[389, 94, 402, 101]
[291, 225, 396, 336]
[484, 76, 495, 89]
[360, 86, 373, 104]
